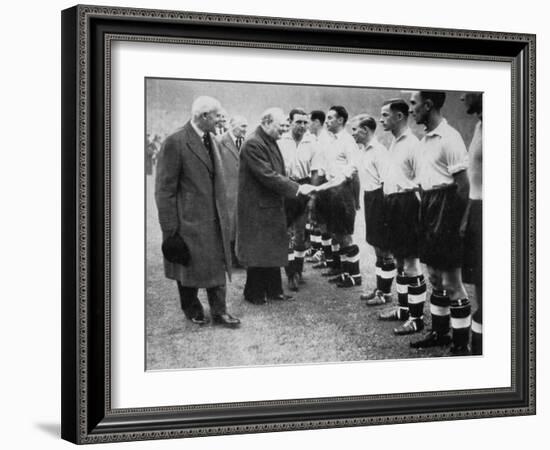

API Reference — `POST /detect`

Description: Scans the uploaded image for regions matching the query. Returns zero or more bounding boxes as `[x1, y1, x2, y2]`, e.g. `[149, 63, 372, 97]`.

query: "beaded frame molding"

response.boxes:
[61, 4, 536, 444]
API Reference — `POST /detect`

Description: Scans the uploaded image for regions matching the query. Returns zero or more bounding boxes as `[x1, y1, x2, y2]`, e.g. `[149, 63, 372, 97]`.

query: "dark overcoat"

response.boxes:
[236, 126, 299, 267]
[217, 132, 240, 241]
[155, 122, 232, 287]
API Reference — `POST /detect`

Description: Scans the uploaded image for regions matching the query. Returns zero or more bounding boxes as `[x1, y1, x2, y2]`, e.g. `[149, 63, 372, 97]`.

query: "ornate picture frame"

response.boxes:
[61, 4, 536, 444]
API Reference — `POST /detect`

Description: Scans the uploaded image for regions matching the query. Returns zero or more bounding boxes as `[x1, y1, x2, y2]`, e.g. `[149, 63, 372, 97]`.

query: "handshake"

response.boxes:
[296, 184, 319, 197]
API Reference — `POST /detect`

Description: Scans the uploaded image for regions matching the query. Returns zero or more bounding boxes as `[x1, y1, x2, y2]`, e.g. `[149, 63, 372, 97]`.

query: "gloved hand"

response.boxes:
[161, 232, 190, 266]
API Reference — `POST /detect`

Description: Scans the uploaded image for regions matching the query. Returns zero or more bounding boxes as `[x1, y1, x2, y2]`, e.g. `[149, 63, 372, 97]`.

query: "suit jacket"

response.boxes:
[236, 126, 299, 267]
[218, 132, 240, 241]
[155, 121, 231, 287]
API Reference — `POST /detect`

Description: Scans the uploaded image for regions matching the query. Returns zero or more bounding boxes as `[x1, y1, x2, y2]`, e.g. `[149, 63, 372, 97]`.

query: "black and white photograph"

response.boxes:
[145, 78, 483, 370]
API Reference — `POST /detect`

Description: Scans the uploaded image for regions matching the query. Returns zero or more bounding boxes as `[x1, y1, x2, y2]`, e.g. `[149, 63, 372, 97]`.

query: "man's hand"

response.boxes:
[297, 184, 317, 196]
[161, 232, 190, 266]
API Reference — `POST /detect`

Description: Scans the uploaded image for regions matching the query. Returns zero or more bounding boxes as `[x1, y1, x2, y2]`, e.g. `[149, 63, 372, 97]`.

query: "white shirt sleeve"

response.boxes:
[342, 138, 359, 179]
[444, 132, 469, 175]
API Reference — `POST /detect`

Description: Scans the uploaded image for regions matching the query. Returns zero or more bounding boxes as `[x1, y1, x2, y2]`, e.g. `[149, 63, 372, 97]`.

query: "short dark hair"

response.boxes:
[329, 105, 349, 125]
[358, 116, 377, 132]
[289, 108, 308, 122]
[383, 98, 409, 117]
[309, 110, 326, 125]
[419, 91, 446, 109]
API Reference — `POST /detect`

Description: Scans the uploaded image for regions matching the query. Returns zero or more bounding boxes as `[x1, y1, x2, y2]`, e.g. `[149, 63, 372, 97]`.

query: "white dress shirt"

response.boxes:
[315, 128, 359, 181]
[359, 137, 388, 192]
[277, 132, 318, 180]
[383, 128, 420, 195]
[416, 118, 469, 190]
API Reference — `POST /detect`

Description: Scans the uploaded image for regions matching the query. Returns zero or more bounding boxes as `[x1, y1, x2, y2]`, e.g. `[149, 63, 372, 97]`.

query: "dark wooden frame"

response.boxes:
[61, 4, 536, 444]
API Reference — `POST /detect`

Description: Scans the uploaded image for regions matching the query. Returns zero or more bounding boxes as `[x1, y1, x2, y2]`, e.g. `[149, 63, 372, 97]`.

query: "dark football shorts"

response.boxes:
[462, 199, 482, 285]
[419, 184, 468, 270]
[285, 177, 310, 227]
[384, 190, 420, 258]
[363, 188, 387, 249]
[315, 180, 356, 235]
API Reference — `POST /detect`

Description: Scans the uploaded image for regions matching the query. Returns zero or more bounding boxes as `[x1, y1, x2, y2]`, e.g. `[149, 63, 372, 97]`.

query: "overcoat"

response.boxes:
[236, 126, 299, 267]
[155, 121, 232, 287]
[217, 132, 240, 241]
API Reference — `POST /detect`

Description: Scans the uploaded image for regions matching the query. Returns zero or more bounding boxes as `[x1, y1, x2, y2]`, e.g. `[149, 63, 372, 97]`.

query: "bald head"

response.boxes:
[230, 115, 248, 138]
[260, 107, 287, 140]
[191, 96, 222, 133]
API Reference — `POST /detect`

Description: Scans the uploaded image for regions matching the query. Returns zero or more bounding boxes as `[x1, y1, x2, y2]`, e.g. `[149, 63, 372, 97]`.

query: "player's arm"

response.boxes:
[453, 170, 470, 203]
[444, 132, 469, 203]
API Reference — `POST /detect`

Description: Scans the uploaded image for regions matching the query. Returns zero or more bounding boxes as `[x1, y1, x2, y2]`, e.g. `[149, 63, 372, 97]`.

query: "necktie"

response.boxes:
[202, 133, 215, 167]
[236, 136, 243, 151]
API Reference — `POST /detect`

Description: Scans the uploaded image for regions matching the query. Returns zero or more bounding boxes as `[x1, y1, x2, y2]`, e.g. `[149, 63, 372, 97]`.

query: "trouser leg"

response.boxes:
[244, 268, 266, 303]
[206, 285, 227, 316]
[265, 267, 283, 298]
[176, 282, 203, 319]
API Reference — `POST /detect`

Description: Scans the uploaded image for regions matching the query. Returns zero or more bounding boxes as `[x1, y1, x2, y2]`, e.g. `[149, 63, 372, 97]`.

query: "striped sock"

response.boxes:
[451, 298, 472, 348]
[322, 233, 333, 266]
[346, 245, 361, 283]
[284, 249, 295, 278]
[311, 230, 322, 251]
[379, 261, 396, 295]
[408, 274, 426, 321]
[375, 259, 383, 291]
[305, 223, 312, 243]
[396, 272, 409, 319]
[331, 243, 341, 271]
[471, 308, 482, 354]
[430, 289, 451, 335]
[294, 246, 306, 275]
[339, 253, 349, 276]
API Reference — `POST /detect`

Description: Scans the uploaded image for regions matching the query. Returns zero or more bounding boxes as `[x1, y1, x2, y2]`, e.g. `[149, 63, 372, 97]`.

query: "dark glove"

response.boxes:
[161, 232, 190, 266]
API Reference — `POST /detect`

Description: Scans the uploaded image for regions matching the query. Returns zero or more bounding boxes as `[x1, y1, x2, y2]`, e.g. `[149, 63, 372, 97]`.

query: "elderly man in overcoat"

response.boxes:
[217, 115, 248, 267]
[236, 107, 315, 304]
[155, 96, 240, 328]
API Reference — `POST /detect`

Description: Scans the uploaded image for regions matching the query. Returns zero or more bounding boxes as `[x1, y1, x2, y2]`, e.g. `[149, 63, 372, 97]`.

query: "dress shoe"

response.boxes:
[189, 315, 209, 325]
[410, 330, 451, 349]
[268, 293, 295, 301]
[212, 313, 241, 328]
[393, 318, 424, 335]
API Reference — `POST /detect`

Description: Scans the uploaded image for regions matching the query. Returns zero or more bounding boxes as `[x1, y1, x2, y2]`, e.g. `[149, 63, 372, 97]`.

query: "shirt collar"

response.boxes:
[425, 118, 448, 137]
[190, 120, 205, 139]
[316, 128, 329, 140]
[394, 127, 412, 143]
[332, 128, 346, 139]
[365, 136, 380, 151]
[281, 132, 314, 144]
[229, 131, 238, 144]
